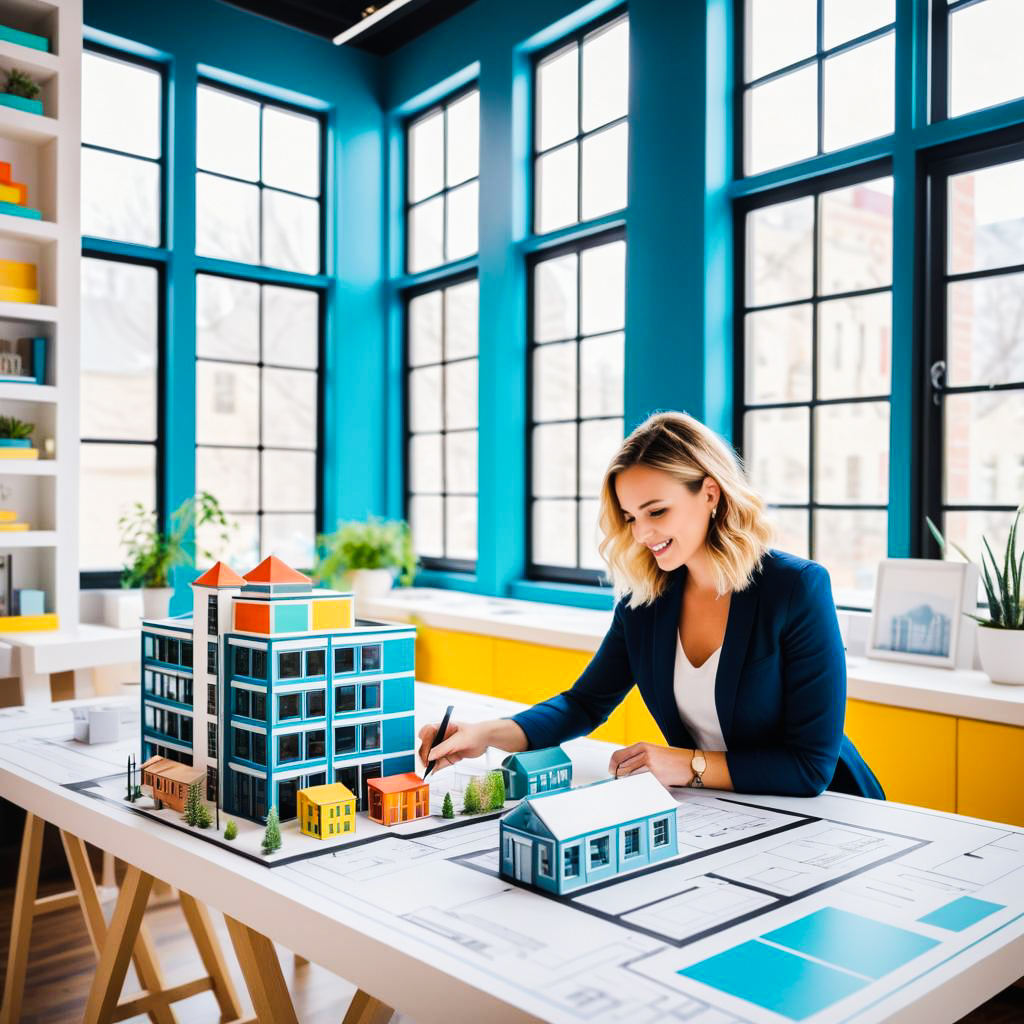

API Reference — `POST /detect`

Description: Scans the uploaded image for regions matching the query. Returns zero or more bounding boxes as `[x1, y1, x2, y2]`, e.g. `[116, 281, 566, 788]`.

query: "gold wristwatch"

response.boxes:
[689, 750, 707, 788]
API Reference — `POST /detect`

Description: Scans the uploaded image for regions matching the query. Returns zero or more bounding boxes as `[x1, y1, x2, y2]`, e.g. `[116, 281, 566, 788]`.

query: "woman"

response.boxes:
[418, 411, 884, 799]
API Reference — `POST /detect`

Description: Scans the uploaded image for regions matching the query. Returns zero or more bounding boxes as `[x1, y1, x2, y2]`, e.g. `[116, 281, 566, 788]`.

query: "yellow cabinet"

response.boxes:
[844, 699, 957, 812]
[414, 625, 494, 695]
[957, 719, 1024, 827]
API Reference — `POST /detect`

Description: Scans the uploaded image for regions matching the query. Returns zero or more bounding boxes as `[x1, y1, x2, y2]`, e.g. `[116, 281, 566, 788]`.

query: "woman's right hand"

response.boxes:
[417, 720, 494, 773]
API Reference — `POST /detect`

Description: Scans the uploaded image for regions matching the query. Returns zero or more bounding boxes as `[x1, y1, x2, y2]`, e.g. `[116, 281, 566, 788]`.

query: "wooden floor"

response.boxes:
[0, 865, 1021, 1022]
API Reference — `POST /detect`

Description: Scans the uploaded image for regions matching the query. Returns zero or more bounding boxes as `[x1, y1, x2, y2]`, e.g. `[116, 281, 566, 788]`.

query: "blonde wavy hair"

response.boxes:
[598, 411, 774, 607]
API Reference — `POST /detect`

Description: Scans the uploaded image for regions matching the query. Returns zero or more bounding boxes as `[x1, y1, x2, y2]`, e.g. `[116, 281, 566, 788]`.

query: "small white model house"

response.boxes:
[499, 773, 679, 895]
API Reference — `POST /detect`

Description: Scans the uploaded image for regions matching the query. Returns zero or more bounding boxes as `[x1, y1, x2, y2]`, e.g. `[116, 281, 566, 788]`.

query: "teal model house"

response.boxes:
[498, 773, 679, 895]
[500, 746, 572, 799]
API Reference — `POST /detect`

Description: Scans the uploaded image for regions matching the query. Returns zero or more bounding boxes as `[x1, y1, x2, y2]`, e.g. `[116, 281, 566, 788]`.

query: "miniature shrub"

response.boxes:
[463, 778, 481, 814]
[487, 771, 506, 810]
[224, 819, 238, 841]
[196, 804, 212, 829]
[262, 806, 282, 854]
[442, 793, 454, 819]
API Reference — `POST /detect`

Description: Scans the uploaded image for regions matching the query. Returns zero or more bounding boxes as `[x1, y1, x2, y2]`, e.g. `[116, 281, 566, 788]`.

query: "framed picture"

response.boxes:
[867, 559, 979, 670]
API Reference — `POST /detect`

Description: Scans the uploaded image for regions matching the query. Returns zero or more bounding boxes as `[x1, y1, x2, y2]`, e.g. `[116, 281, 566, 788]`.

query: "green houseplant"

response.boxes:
[313, 516, 417, 604]
[120, 491, 233, 618]
[0, 414, 33, 448]
[0, 69, 43, 115]
[927, 506, 1023, 684]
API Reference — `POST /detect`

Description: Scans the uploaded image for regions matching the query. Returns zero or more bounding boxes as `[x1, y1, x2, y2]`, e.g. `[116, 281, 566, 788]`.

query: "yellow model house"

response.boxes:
[297, 782, 356, 840]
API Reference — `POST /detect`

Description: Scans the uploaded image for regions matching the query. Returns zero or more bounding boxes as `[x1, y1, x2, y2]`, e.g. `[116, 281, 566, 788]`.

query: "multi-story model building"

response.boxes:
[140, 555, 416, 825]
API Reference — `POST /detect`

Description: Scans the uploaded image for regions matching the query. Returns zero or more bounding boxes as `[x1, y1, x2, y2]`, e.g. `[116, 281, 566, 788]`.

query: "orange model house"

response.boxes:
[140, 756, 205, 813]
[366, 772, 429, 825]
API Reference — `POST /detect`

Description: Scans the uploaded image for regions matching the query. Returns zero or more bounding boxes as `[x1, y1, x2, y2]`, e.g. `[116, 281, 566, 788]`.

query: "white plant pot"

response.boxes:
[141, 587, 174, 620]
[103, 589, 144, 629]
[344, 568, 394, 605]
[977, 627, 1024, 685]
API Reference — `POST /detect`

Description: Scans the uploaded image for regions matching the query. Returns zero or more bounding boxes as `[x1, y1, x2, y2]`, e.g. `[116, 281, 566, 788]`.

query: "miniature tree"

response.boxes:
[487, 771, 506, 810]
[463, 778, 481, 814]
[441, 793, 454, 819]
[262, 806, 282, 854]
[196, 803, 212, 829]
[183, 781, 202, 826]
[133, 784, 142, 801]
[224, 819, 238, 841]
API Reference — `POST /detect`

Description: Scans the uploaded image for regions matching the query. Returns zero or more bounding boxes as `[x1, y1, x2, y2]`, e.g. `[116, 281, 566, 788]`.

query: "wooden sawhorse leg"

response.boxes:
[342, 989, 395, 1024]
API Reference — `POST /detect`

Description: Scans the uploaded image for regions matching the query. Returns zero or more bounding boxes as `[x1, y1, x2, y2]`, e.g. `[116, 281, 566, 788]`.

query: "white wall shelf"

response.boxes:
[0, 382, 56, 402]
[0, 103, 57, 142]
[0, 38, 60, 80]
[0, 528, 55, 547]
[0, 459, 56, 475]
[0, 298, 57, 322]
[0, 212, 57, 242]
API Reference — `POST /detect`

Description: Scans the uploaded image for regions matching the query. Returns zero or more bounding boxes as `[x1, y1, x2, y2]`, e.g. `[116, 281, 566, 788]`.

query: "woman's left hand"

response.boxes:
[609, 742, 694, 788]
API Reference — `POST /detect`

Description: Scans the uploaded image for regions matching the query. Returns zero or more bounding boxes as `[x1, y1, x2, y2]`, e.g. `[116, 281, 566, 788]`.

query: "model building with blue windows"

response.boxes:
[140, 555, 416, 826]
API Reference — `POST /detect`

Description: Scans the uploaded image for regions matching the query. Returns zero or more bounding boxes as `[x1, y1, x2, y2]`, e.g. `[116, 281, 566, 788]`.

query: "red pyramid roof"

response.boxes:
[193, 561, 246, 588]
[244, 555, 311, 585]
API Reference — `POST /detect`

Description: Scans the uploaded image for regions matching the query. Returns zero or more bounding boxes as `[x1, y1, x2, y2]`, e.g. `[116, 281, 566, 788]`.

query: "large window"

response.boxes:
[742, 1, 895, 175]
[406, 276, 479, 568]
[738, 174, 894, 607]
[528, 234, 625, 582]
[533, 13, 629, 234]
[195, 274, 320, 569]
[406, 89, 479, 273]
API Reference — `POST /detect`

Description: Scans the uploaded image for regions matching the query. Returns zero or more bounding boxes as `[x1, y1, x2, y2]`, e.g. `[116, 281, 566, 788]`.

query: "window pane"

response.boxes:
[823, 0, 894, 49]
[409, 291, 442, 366]
[580, 240, 626, 335]
[581, 17, 629, 133]
[262, 107, 320, 197]
[263, 190, 319, 274]
[446, 91, 479, 187]
[535, 254, 578, 343]
[262, 513, 314, 567]
[446, 431, 477, 493]
[197, 446, 259, 511]
[579, 332, 624, 417]
[766, 507, 810, 558]
[82, 52, 161, 158]
[537, 44, 578, 152]
[579, 499, 603, 569]
[580, 121, 628, 221]
[197, 512, 259, 569]
[444, 359, 477, 431]
[196, 361, 259, 445]
[817, 293, 892, 399]
[823, 33, 894, 152]
[408, 196, 444, 273]
[813, 509, 886, 606]
[745, 305, 812, 404]
[947, 274, 1024, 388]
[746, 0, 817, 81]
[942, 511, 1017, 583]
[533, 342, 577, 422]
[196, 173, 259, 263]
[262, 449, 315, 512]
[80, 442, 156, 570]
[819, 178, 893, 294]
[943, 390, 1024, 506]
[745, 65, 817, 176]
[814, 402, 890, 503]
[409, 433, 442, 493]
[262, 368, 317, 448]
[445, 180, 478, 261]
[410, 495, 443, 557]
[747, 197, 814, 306]
[535, 143, 579, 234]
[81, 150, 160, 246]
[197, 86, 259, 181]
[196, 275, 259, 361]
[579, 418, 622, 495]
[950, 0, 1024, 119]
[532, 423, 576, 497]
[948, 160, 1024, 275]
[445, 280, 478, 359]
[410, 365, 442, 432]
[409, 109, 444, 203]
[80, 259, 158, 441]
[533, 500, 576, 566]
[744, 407, 810, 503]
[445, 496, 477, 560]
[263, 286, 318, 369]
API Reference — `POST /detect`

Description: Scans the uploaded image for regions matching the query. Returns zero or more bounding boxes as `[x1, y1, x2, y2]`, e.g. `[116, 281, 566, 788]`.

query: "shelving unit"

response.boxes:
[0, 0, 80, 629]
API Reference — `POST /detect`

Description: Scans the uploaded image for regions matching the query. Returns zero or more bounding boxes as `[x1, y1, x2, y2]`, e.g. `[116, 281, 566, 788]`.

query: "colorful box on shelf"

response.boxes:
[0, 200, 40, 220]
[0, 260, 38, 304]
[0, 94, 43, 117]
[13, 588, 44, 615]
[0, 337, 46, 384]
[0, 162, 39, 219]
[0, 445, 37, 459]
[0, 613, 57, 631]
[0, 25, 50, 53]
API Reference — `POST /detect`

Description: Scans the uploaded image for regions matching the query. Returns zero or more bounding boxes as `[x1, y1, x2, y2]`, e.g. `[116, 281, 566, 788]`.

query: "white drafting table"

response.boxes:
[0, 684, 1022, 1024]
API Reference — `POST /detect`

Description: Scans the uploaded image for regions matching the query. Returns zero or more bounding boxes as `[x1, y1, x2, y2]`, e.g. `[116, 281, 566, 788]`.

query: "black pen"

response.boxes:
[422, 704, 454, 779]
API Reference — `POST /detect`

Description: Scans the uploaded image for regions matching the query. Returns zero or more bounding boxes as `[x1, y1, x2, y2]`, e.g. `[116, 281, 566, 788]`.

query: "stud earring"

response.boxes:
[711, 507, 718, 519]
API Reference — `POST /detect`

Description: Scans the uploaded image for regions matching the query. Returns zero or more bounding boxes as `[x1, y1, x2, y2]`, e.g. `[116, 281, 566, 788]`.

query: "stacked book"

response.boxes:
[0, 509, 28, 532]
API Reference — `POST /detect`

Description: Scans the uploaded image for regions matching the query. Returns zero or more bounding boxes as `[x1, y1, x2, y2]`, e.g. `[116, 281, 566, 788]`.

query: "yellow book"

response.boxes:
[0, 448, 38, 459]
[0, 509, 16, 521]
[0, 260, 36, 289]
[0, 183, 21, 203]
[0, 522, 29, 531]
[0, 285, 39, 304]
[0, 613, 58, 632]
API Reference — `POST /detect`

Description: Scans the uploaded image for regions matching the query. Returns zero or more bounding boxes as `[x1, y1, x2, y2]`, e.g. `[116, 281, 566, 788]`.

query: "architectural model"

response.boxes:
[297, 781, 356, 839]
[500, 745, 572, 798]
[366, 772, 429, 824]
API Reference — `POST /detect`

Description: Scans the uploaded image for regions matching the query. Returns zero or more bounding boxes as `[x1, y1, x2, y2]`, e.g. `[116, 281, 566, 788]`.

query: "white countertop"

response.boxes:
[365, 587, 1024, 728]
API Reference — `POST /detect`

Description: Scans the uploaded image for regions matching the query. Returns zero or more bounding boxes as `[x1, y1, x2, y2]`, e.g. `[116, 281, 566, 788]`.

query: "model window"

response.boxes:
[166, 676, 179, 702]
[182, 641, 193, 668]
[234, 646, 250, 677]
[623, 827, 640, 857]
[360, 645, 381, 671]
[590, 835, 610, 868]
[207, 641, 217, 674]
[183, 678, 193, 704]
[652, 818, 669, 847]
[307, 771, 326, 787]
[207, 722, 217, 757]
[360, 683, 381, 711]
[306, 649, 326, 677]
[251, 732, 267, 766]
[207, 683, 216, 715]
[235, 688, 251, 717]
[206, 765, 217, 802]
[279, 651, 301, 679]
[335, 725, 356, 754]
[307, 689, 326, 717]
[564, 846, 580, 878]
[335, 647, 355, 673]
[335, 684, 356, 712]
[538, 844, 552, 878]
[278, 693, 301, 720]
[361, 722, 381, 751]
[167, 638, 179, 665]
[208, 594, 218, 634]
[251, 648, 267, 679]
[144, 706, 154, 729]
[144, 670, 154, 692]
[144, 635, 154, 658]
[278, 733, 300, 763]
[306, 729, 326, 759]
[234, 728, 250, 760]
[251, 691, 266, 720]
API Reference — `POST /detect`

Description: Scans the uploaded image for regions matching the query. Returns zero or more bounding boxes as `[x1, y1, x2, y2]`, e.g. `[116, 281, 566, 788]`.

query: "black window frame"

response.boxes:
[278, 651, 302, 680]
[278, 692, 301, 720]
[277, 732, 301, 763]
[334, 684, 356, 713]
[334, 647, 355, 674]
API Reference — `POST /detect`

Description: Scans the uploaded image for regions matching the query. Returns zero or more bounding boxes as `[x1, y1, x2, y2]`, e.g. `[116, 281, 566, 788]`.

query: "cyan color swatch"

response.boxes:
[679, 939, 867, 1020]
[918, 896, 1005, 932]
[762, 907, 939, 980]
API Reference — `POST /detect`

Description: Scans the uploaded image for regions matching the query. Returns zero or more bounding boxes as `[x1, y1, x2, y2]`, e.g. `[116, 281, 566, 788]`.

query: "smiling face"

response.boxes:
[613, 464, 719, 573]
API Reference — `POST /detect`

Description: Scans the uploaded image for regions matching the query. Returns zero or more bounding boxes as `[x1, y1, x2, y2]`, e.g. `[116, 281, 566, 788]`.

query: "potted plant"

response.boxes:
[120, 491, 233, 618]
[0, 69, 43, 116]
[313, 516, 417, 605]
[0, 414, 32, 448]
[927, 507, 1023, 685]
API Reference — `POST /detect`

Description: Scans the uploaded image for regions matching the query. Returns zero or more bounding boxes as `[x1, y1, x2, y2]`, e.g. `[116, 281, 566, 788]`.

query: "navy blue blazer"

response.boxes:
[511, 550, 884, 799]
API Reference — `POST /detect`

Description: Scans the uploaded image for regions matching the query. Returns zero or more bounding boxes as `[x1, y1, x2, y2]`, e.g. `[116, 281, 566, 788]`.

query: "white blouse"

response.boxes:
[673, 633, 727, 752]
